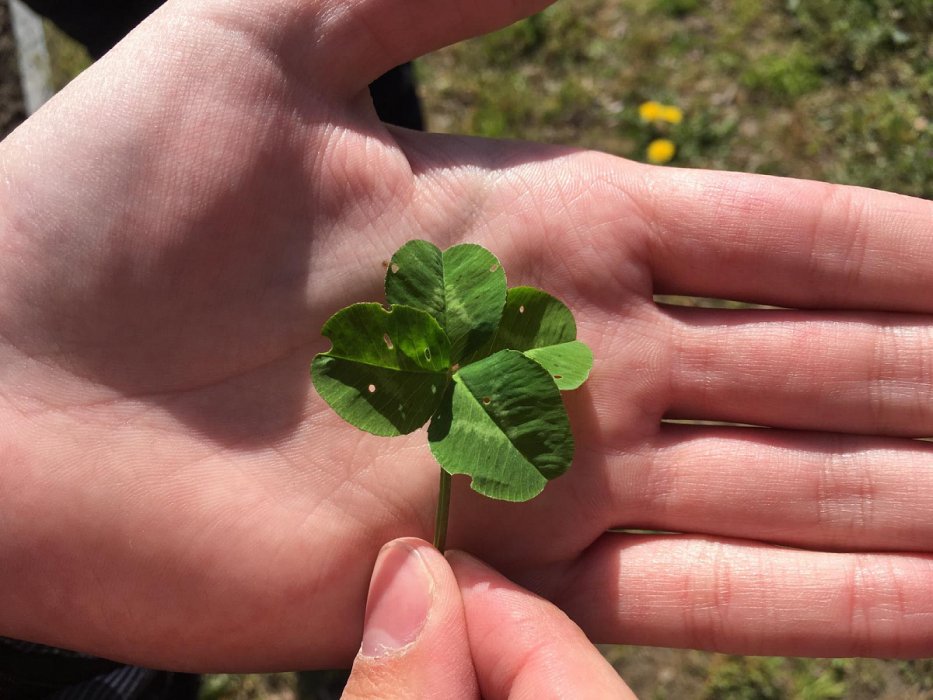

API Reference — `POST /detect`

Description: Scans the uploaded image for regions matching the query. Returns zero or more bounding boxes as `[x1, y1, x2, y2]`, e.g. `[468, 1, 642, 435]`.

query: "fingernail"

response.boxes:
[361, 542, 434, 657]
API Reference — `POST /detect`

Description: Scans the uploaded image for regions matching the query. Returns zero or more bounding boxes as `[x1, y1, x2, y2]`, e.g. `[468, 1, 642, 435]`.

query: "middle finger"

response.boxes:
[664, 306, 933, 437]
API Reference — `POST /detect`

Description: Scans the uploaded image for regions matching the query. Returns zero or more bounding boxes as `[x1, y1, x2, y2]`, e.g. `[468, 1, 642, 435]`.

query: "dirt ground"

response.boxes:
[0, 0, 26, 140]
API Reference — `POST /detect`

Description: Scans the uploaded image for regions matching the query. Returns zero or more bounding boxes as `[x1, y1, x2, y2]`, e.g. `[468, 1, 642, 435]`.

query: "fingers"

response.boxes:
[343, 538, 478, 699]
[448, 550, 636, 700]
[614, 424, 933, 552]
[343, 541, 638, 699]
[664, 307, 933, 436]
[557, 533, 933, 659]
[641, 168, 933, 312]
[400, 139, 931, 316]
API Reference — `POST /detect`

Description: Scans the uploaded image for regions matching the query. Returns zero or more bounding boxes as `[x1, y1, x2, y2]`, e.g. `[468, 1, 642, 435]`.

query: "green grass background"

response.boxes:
[417, 0, 931, 198]
[42, 0, 932, 697]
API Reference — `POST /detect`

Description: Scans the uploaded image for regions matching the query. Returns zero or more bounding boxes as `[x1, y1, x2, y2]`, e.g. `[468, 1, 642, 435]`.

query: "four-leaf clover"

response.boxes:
[311, 240, 593, 547]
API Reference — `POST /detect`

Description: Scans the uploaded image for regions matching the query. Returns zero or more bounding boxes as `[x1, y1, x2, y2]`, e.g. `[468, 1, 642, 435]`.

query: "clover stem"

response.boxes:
[433, 468, 452, 551]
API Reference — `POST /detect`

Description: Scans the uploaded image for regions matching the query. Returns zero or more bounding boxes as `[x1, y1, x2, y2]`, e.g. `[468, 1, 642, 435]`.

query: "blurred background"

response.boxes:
[1, 0, 931, 697]
[418, 0, 931, 199]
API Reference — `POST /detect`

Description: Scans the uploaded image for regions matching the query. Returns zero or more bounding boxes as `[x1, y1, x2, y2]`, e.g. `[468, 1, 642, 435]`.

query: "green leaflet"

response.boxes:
[489, 286, 577, 350]
[385, 240, 506, 363]
[525, 341, 594, 390]
[428, 350, 573, 502]
[485, 286, 593, 390]
[311, 303, 450, 436]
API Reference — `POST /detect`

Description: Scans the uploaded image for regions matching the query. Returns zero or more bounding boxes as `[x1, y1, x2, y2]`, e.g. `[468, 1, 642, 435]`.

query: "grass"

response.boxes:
[416, 0, 932, 198]
[42, 19, 92, 92]
[35, 1, 933, 698]
[600, 647, 933, 699]
[198, 673, 296, 700]
[196, 657, 933, 699]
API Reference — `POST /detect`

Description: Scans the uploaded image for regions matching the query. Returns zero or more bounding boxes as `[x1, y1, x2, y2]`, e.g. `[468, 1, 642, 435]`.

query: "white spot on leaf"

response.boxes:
[368, 384, 376, 393]
[383, 333, 394, 350]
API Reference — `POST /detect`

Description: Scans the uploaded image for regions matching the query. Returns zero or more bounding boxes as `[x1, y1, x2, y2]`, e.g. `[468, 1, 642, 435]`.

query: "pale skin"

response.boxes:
[0, 0, 931, 678]
[342, 539, 639, 698]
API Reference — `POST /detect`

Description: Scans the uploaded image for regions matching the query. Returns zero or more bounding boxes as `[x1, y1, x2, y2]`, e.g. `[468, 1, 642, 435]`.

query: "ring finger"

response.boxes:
[609, 423, 933, 553]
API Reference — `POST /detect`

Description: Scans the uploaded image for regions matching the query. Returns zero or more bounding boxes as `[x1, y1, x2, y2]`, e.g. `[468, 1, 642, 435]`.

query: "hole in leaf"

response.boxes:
[424, 347, 432, 360]
[383, 333, 394, 350]
[519, 305, 525, 313]
[390, 263, 400, 274]
[489, 263, 499, 272]
[367, 384, 376, 393]
[482, 397, 491, 405]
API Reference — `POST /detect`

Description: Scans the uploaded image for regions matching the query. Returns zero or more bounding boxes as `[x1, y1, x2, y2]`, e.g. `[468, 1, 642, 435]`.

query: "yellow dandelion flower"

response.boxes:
[659, 105, 683, 124]
[638, 100, 664, 122]
[647, 138, 676, 164]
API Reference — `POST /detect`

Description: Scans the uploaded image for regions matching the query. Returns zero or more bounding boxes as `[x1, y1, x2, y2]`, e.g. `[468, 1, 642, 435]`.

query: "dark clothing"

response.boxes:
[0, 638, 199, 700]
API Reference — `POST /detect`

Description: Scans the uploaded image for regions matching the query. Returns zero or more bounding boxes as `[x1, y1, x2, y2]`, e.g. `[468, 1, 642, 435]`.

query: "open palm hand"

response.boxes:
[1, 0, 930, 671]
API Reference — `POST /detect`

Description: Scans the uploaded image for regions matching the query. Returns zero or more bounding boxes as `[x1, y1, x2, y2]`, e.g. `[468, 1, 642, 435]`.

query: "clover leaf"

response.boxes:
[428, 349, 573, 502]
[482, 286, 594, 390]
[310, 303, 450, 436]
[385, 240, 506, 363]
[311, 240, 593, 549]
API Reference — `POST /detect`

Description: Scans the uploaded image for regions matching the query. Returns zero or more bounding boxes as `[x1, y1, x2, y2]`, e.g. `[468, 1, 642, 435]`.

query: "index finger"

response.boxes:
[642, 168, 933, 311]
[448, 550, 636, 700]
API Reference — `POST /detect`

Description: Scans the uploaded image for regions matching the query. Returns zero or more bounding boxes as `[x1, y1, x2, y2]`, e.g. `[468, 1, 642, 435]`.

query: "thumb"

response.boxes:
[318, 0, 557, 92]
[342, 538, 478, 699]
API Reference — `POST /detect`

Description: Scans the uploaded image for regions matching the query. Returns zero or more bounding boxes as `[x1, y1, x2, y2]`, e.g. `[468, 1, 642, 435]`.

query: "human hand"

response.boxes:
[341, 538, 636, 699]
[1, 0, 931, 671]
